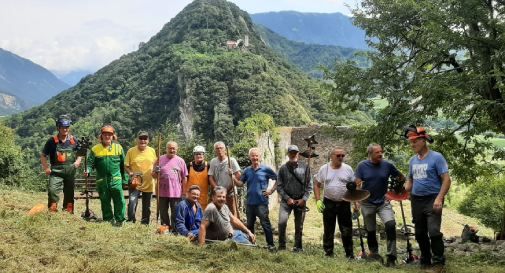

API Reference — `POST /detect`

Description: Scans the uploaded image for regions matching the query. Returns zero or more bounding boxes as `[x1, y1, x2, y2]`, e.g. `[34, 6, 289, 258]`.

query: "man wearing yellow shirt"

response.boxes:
[125, 131, 157, 225]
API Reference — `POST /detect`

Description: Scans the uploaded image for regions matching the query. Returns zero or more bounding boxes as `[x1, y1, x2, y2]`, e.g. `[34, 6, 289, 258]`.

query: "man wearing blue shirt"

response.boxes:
[238, 147, 277, 251]
[175, 185, 203, 241]
[355, 144, 404, 266]
[404, 126, 451, 270]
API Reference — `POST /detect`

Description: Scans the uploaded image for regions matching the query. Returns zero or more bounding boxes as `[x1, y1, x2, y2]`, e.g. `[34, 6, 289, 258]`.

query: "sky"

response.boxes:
[0, 0, 359, 76]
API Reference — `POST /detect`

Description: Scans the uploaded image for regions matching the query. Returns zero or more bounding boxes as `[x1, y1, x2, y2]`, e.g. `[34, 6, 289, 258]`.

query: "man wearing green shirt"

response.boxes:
[86, 125, 127, 226]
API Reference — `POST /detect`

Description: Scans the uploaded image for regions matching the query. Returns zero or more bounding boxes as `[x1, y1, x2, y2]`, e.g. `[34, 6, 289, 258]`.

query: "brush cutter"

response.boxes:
[386, 176, 418, 264]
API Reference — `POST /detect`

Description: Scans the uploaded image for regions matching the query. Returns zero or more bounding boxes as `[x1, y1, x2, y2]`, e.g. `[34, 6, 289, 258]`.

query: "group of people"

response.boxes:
[40, 116, 451, 270]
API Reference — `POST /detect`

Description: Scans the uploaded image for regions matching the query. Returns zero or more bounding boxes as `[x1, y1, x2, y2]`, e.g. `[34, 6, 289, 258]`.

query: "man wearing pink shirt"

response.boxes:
[155, 141, 188, 229]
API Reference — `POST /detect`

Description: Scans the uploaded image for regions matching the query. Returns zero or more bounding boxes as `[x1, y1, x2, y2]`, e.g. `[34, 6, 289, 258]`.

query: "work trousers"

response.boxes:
[411, 195, 445, 265]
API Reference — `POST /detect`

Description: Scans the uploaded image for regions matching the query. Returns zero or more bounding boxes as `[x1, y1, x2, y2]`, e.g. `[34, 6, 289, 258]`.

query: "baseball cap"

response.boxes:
[287, 145, 299, 153]
[137, 131, 149, 138]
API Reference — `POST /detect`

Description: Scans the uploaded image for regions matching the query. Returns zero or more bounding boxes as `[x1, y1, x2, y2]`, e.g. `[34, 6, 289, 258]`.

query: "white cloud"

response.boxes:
[0, 0, 358, 74]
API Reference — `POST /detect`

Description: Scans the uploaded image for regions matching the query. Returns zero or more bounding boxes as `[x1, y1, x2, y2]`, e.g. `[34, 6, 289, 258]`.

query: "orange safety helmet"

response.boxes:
[99, 125, 117, 141]
[403, 125, 433, 143]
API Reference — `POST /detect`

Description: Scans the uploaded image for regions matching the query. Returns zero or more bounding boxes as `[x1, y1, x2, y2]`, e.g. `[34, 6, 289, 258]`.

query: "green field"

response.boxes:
[1, 186, 503, 273]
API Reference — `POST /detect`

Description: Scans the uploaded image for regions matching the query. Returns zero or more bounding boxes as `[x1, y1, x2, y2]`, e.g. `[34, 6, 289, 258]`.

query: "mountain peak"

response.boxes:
[149, 0, 265, 53]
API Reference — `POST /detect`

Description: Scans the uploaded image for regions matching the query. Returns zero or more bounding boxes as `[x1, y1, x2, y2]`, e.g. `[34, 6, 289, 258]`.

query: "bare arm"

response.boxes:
[233, 171, 244, 187]
[355, 177, 363, 189]
[434, 173, 451, 212]
[40, 154, 51, 176]
[209, 175, 218, 188]
[198, 219, 210, 246]
[405, 178, 413, 193]
[314, 178, 322, 201]
[125, 166, 133, 176]
[265, 180, 277, 195]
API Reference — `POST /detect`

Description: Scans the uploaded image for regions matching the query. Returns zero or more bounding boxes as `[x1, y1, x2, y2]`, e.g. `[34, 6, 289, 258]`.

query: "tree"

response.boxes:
[326, 0, 505, 182]
[459, 176, 505, 236]
[0, 122, 39, 190]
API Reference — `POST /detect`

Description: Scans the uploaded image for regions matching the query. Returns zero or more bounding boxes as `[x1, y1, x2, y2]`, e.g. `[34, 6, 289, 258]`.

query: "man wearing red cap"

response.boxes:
[404, 126, 451, 270]
[86, 125, 127, 226]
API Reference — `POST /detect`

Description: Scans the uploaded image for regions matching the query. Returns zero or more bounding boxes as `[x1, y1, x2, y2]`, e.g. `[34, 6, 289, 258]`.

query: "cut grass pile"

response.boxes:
[0, 186, 503, 273]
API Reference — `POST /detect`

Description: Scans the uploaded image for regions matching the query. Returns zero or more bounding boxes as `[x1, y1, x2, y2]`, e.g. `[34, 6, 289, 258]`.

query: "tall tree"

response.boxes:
[326, 0, 505, 181]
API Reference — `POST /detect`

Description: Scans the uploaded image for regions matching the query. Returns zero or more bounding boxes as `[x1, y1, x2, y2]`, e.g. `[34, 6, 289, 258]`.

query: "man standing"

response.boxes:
[40, 115, 82, 213]
[185, 145, 210, 210]
[237, 148, 277, 251]
[404, 126, 451, 269]
[156, 141, 187, 229]
[314, 147, 354, 258]
[86, 125, 127, 226]
[208, 141, 241, 217]
[125, 131, 157, 224]
[277, 145, 312, 252]
[355, 144, 404, 266]
[175, 185, 203, 241]
[198, 186, 256, 246]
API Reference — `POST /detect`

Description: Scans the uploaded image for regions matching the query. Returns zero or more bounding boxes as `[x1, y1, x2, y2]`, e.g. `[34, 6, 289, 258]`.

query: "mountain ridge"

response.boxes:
[251, 11, 368, 50]
[0, 48, 69, 115]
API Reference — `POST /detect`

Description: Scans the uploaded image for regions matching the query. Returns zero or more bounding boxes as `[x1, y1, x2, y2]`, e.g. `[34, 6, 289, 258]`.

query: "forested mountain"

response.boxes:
[9, 0, 333, 155]
[251, 11, 368, 50]
[256, 25, 364, 77]
[0, 48, 69, 115]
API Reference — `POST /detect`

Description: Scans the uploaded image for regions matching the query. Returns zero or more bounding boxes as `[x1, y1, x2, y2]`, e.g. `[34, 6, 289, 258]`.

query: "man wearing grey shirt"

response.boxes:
[208, 141, 241, 217]
[199, 186, 255, 246]
[277, 145, 313, 252]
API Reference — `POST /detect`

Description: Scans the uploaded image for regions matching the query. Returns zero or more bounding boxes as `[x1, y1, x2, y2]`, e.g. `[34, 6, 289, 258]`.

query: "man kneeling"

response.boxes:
[199, 186, 256, 246]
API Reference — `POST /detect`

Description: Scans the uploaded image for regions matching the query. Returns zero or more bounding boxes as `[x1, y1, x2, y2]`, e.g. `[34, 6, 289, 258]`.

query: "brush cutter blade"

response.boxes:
[343, 189, 370, 202]
[386, 190, 409, 201]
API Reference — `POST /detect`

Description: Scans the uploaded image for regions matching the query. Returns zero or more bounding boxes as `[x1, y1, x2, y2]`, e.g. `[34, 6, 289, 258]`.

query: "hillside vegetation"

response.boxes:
[9, 0, 339, 161]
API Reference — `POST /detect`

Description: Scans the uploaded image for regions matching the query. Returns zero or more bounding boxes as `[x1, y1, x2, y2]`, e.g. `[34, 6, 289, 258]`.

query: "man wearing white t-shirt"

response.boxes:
[314, 147, 355, 259]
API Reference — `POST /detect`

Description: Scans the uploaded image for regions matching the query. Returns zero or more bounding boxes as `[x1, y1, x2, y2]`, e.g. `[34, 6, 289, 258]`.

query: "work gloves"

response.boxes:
[316, 200, 325, 213]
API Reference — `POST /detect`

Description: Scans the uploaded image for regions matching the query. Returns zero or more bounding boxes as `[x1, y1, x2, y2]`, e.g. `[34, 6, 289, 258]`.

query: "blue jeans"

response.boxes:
[246, 204, 274, 246]
[127, 189, 152, 225]
[232, 230, 254, 245]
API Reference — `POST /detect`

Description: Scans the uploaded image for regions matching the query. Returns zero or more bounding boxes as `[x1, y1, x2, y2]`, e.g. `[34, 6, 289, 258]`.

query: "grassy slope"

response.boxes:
[0, 187, 502, 273]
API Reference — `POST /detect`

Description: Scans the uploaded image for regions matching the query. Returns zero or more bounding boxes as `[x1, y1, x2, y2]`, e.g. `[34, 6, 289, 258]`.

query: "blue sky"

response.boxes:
[0, 0, 358, 75]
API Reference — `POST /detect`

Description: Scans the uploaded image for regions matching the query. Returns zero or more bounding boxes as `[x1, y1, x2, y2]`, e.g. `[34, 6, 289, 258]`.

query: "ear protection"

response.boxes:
[403, 125, 434, 143]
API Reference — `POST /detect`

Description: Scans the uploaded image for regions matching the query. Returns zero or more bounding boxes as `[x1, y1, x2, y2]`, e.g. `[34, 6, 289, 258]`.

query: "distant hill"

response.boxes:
[55, 70, 94, 86]
[0, 48, 69, 115]
[251, 11, 368, 50]
[255, 24, 365, 77]
[9, 0, 333, 155]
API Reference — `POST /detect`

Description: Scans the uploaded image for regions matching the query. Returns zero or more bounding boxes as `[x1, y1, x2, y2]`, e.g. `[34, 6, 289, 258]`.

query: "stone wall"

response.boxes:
[254, 125, 356, 210]
[288, 125, 355, 171]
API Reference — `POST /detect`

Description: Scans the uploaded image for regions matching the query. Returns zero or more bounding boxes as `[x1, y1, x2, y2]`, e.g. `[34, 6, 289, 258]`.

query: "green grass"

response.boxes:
[0, 187, 503, 273]
[489, 137, 505, 148]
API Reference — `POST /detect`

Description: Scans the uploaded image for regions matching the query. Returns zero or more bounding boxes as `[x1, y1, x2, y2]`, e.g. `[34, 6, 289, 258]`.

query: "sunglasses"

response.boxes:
[138, 136, 148, 140]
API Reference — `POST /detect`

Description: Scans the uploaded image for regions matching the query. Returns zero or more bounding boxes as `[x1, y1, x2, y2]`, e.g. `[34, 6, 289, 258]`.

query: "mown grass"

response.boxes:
[0, 187, 502, 273]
